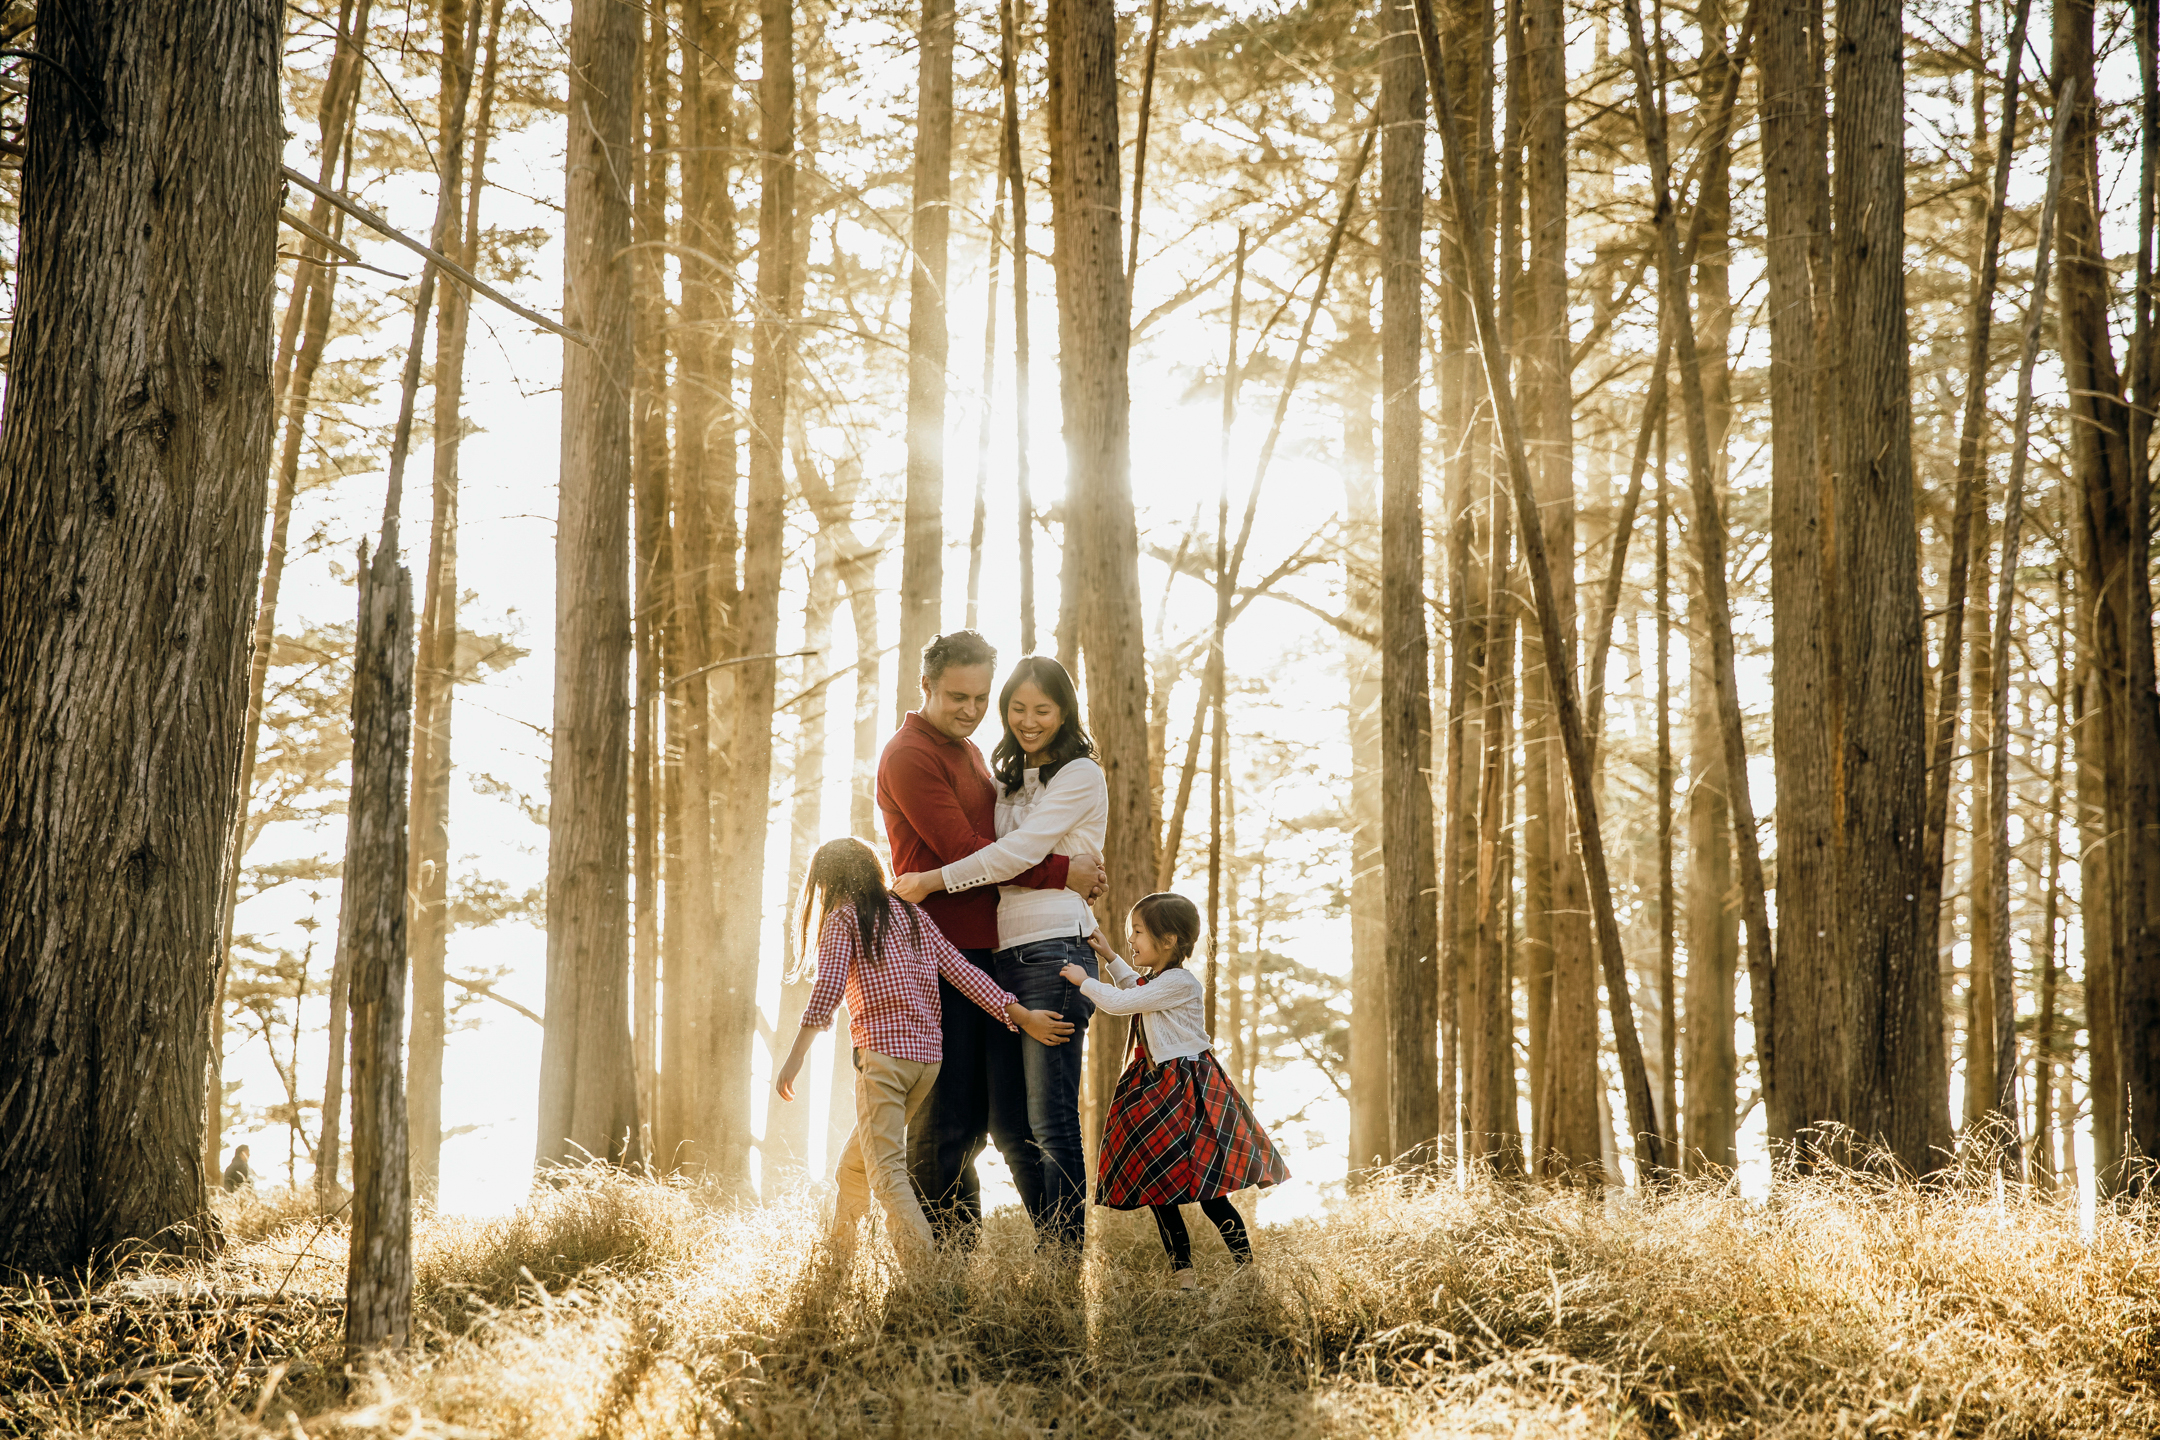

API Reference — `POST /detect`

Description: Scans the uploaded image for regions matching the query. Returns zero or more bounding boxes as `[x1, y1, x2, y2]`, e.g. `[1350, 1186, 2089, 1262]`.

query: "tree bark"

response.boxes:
[1347, 402, 1388, 1177]
[701, 0, 795, 1186]
[1001, 0, 1038, 655]
[0, 0, 280, 1275]
[343, 547, 415, 1355]
[1962, 536, 1999, 1137]
[1045, 0, 1155, 1156]
[1760, 0, 1841, 1155]
[1523, 0, 1597, 1181]
[898, 0, 955, 718]
[408, 0, 493, 1207]
[1379, 0, 1441, 1167]
[631, 0, 670, 1143]
[1833, 0, 1949, 1175]
[538, 0, 643, 1172]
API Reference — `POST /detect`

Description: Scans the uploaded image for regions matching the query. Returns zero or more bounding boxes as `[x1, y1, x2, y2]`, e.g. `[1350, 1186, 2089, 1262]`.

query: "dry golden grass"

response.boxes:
[2, 1167, 2153, 1438]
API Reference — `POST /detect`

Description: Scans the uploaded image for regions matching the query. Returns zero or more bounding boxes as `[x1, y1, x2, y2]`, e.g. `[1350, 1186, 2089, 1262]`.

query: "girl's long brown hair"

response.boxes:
[793, 836, 919, 979]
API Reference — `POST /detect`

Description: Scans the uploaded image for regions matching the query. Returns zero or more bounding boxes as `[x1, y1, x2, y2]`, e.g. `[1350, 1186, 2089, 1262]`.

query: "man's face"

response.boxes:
[919, 662, 994, 742]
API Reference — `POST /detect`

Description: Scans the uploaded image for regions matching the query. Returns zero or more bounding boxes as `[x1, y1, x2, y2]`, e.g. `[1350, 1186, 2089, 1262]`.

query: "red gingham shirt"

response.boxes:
[798, 894, 1019, 1064]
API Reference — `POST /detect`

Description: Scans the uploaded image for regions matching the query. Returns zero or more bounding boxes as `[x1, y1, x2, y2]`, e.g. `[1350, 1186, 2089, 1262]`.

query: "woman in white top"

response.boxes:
[893, 656, 1108, 1249]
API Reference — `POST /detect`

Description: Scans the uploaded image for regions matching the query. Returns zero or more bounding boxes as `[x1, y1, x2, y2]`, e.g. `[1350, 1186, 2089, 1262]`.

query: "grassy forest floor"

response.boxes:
[1, 1166, 2154, 1438]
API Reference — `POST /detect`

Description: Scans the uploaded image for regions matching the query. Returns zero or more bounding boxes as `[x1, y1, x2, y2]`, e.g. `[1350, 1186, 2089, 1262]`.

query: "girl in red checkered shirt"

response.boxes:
[1060, 892, 1289, 1289]
[776, 837, 1074, 1264]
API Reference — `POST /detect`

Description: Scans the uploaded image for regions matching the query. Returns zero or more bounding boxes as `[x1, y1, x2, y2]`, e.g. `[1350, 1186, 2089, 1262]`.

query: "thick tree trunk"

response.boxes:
[1524, 0, 1596, 1181]
[538, 0, 643, 1171]
[1834, 0, 1949, 1175]
[1379, 0, 1441, 1166]
[0, 0, 279, 1275]
[699, 0, 796, 1187]
[1680, 5, 1739, 1179]
[662, 0, 735, 1170]
[343, 547, 415, 1354]
[1045, 0, 1155, 1156]
[2059, 0, 2160, 1194]
[1760, 0, 1841, 1155]
[898, 0, 954, 717]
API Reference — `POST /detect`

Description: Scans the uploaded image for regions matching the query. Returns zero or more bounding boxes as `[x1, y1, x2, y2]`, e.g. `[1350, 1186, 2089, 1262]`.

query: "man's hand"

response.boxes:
[1018, 1008, 1077, 1046]
[1066, 853, 1107, 903]
[892, 871, 936, 904]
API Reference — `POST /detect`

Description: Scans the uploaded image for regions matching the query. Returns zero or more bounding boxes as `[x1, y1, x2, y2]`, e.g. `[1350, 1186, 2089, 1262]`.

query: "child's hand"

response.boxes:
[775, 1061, 801, 1102]
[1058, 962, 1089, 986]
[1084, 930, 1118, 966]
[1019, 1008, 1076, 1046]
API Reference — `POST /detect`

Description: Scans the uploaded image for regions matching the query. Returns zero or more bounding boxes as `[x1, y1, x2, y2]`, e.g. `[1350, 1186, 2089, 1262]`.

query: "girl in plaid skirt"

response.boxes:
[1058, 893, 1289, 1289]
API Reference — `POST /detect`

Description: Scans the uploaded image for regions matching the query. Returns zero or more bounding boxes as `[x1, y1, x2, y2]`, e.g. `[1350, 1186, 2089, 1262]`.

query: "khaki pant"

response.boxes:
[831, 1049, 940, 1263]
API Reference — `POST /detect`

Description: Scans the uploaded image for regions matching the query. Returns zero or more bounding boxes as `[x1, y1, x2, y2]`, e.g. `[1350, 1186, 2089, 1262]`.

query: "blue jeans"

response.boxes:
[991, 935, 1096, 1248]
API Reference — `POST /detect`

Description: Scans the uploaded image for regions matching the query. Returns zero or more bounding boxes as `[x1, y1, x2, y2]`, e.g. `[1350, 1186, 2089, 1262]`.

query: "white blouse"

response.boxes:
[939, 757, 1108, 949]
[1077, 957, 1215, 1062]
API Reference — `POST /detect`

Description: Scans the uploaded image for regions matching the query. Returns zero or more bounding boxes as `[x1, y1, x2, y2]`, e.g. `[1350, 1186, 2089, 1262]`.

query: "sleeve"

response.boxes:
[884, 743, 1071, 891]
[797, 916, 853, 1031]
[927, 922, 1021, 1029]
[1103, 956, 1141, 990]
[939, 761, 1103, 893]
[1077, 968, 1200, 1017]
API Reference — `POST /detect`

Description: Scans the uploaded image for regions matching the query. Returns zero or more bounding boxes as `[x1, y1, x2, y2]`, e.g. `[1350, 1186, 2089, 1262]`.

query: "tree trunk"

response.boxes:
[898, 0, 954, 718]
[0, 0, 279, 1275]
[702, 0, 795, 1187]
[1378, 0, 1440, 1166]
[1045, 0, 1154, 1155]
[631, 0, 670, 1141]
[1655, 404, 1678, 1154]
[408, 0, 494, 1207]
[1347, 408, 1388, 1177]
[343, 547, 416, 1354]
[2059, 0, 2160, 1195]
[1524, 0, 1596, 1181]
[1962, 536, 1998, 1136]
[211, 0, 373, 1195]
[1760, 0, 1841, 1155]
[538, 0, 643, 1172]
[663, 0, 735, 1171]
[1835, 0, 1949, 1175]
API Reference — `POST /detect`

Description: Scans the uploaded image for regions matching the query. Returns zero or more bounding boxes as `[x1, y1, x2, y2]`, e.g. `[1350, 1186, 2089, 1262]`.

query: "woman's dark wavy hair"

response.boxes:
[793, 836, 920, 981]
[990, 655, 1095, 794]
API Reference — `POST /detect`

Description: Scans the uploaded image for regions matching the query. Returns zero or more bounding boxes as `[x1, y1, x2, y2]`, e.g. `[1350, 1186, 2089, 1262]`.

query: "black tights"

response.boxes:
[1150, 1196, 1252, 1271]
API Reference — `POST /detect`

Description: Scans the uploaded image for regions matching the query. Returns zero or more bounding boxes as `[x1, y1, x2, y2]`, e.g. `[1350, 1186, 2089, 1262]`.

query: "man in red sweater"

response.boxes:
[877, 630, 1102, 1246]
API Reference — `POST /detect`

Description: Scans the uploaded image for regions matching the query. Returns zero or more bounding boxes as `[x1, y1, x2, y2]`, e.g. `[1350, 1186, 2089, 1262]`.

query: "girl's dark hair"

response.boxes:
[990, 655, 1095, 794]
[1131, 892, 1201, 970]
[794, 836, 919, 979]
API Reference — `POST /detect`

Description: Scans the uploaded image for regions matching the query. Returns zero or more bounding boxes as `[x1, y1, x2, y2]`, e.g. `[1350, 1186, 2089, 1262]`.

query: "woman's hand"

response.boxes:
[1017, 1007, 1077, 1046]
[1058, 962, 1091, 986]
[891, 871, 937, 905]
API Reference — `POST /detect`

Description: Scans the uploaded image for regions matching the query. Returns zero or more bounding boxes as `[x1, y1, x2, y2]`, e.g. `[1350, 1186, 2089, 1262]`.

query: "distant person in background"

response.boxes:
[876, 630, 1104, 1246]
[1065, 892, 1289, 1291]
[774, 837, 1073, 1266]
[895, 655, 1110, 1251]
[222, 1144, 253, 1193]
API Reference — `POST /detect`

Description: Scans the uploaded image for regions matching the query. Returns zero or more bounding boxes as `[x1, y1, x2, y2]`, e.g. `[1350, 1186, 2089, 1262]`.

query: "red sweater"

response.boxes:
[877, 712, 1069, 950]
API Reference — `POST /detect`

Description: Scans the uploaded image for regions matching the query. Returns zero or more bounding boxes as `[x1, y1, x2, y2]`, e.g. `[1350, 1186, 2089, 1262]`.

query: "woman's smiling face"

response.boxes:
[1006, 680, 1064, 758]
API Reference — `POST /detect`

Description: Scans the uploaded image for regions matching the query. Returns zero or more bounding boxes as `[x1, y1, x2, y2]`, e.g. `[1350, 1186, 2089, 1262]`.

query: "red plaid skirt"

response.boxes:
[1095, 1040, 1290, 1210]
